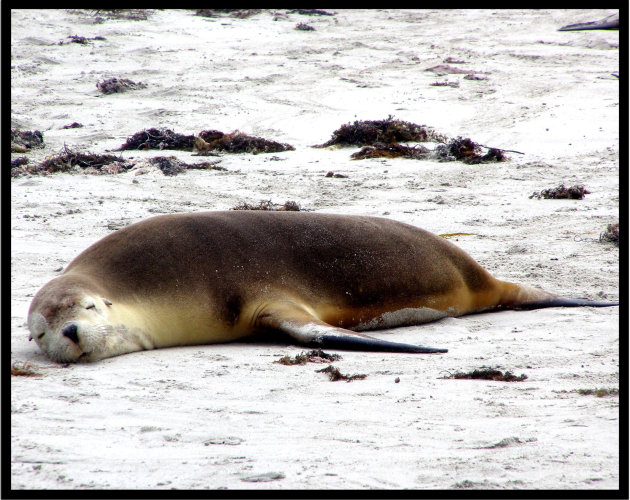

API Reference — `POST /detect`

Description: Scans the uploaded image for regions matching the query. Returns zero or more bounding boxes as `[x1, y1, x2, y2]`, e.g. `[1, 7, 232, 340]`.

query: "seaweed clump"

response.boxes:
[196, 131, 295, 154]
[316, 116, 447, 147]
[11, 129, 44, 152]
[58, 35, 105, 45]
[93, 9, 152, 21]
[97, 77, 147, 94]
[351, 143, 430, 160]
[275, 349, 342, 365]
[118, 128, 294, 154]
[529, 184, 591, 200]
[316, 365, 367, 382]
[231, 200, 301, 211]
[149, 156, 225, 176]
[295, 22, 315, 31]
[14, 146, 133, 177]
[576, 387, 619, 397]
[117, 128, 196, 151]
[432, 137, 505, 164]
[195, 9, 261, 18]
[11, 362, 42, 377]
[441, 367, 527, 382]
[289, 9, 335, 16]
[600, 223, 619, 245]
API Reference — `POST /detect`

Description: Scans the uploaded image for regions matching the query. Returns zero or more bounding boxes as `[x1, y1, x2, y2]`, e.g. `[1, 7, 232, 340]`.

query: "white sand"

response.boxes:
[10, 9, 619, 491]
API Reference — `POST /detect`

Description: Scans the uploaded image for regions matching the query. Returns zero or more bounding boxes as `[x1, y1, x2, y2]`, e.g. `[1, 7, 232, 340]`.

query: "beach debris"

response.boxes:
[425, 64, 483, 76]
[119, 128, 294, 154]
[295, 22, 315, 31]
[440, 367, 527, 382]
[430, 80, 460, 87]
[288, 9, 335, 16]
[351, 143, 429, 160]
[576, 387, 619, 397]
[275, 349, 342, 365]
[61, 122, 84, 129]
[240, 472, 285, 483]
[11, 362, 43, 377]
[443, 56, 467, 64]
[317, 117, 508, 164]
[315, 116, 447, 148]
[117, 128, 196, 151]
[11, 129, 44, 152]
[231, 200, 301, 211]
[11, 157, 29, 169]
[97, 77, 147, 94]
[14, 146, 133, 177]
[149, 156, 185, 176]
[432, 137, 506, 164]
[600, 223, 619, 245]
[325, 171, 348, 178]
[316, 365, 367, 382]
[92, 9, 152, 21]
[195, 9, 261, 19]
[149, 156, 225, 176]
[529, 184, 591, 200]
[195, 130, 295, 154]
[58, 34, 105, 45]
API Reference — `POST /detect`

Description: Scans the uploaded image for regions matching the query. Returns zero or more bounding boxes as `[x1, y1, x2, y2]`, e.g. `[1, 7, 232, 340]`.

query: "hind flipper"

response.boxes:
[256, 303, 447, 354]
[515, 297, 619, 310]
[558, 14, 619, 31]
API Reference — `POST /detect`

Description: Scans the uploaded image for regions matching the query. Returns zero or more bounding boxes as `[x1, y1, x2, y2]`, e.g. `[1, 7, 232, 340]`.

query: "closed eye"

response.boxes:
[38, 332, 45, 339]
[86, 304, 96, 310]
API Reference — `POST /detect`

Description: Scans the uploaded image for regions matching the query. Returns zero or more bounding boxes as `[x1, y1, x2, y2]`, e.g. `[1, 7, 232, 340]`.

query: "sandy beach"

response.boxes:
[10, 9, 619, 491]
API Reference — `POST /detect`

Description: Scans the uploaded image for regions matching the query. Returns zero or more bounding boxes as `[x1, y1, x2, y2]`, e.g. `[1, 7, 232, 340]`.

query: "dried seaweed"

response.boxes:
[295, 22, 315, 31]
[58, 35, 105, 45]
[529, 184, 591, 200]
[199, 131, 295, 154]
[93, 9, 151, 21]
[432, 137, 506, 164]
[600, 223, 619, 245]
[11, 157, 28, 169]
[150, 156, 185, 176]
[351, 142, 430, 160]
[117, 128, 196, 151]
[195, 9, 261, 18]
[231, 200, 301, 211]
[316, 116, 447, 147]
[316, 365, 367, 382]
[16, 146, 133, 176]
[576, 387, 619, 397]
[11, 362, 42, 377]
[441, 368, 527, 382]
[425, 64, 481, 76]
[11, 129, 44, 151]
[275, 349, 342, 365]
[149, 156, 225, 176]
[97, 77, 147, 94]
[61, 122, 84, 129]
[289, 9, 335, 16]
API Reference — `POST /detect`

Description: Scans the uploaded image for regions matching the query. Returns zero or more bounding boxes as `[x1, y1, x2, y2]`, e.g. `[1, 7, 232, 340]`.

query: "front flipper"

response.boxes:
[256, 303, 447, 354]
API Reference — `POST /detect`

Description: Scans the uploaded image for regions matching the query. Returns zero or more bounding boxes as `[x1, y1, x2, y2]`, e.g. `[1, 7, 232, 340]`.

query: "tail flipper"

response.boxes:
[514, 297, 619, 310]
[558, 14, 619, 31]
[257, 302, 447, 354]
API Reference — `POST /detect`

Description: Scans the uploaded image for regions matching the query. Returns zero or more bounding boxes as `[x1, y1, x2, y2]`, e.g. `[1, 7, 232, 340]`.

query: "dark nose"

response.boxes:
[61, 324, 79, 344]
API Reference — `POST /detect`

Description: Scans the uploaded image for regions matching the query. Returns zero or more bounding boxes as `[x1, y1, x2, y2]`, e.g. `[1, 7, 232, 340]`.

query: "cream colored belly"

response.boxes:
[108, 300, 249, 347]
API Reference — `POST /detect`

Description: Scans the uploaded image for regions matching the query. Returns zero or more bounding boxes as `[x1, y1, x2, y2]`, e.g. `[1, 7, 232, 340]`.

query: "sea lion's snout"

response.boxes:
[61, 323, 80, 344]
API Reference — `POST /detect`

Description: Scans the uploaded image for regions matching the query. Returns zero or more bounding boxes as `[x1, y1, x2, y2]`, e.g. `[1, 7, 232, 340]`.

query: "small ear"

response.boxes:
[102, 298, 112, 306]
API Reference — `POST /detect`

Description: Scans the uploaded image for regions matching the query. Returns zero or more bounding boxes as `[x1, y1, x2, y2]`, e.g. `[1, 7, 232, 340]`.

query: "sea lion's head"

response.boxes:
[28, 274, 120, 363]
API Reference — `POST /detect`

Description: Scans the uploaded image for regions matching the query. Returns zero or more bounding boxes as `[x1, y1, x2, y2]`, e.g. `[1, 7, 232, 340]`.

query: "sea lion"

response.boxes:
[27, 211, 618, 363]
